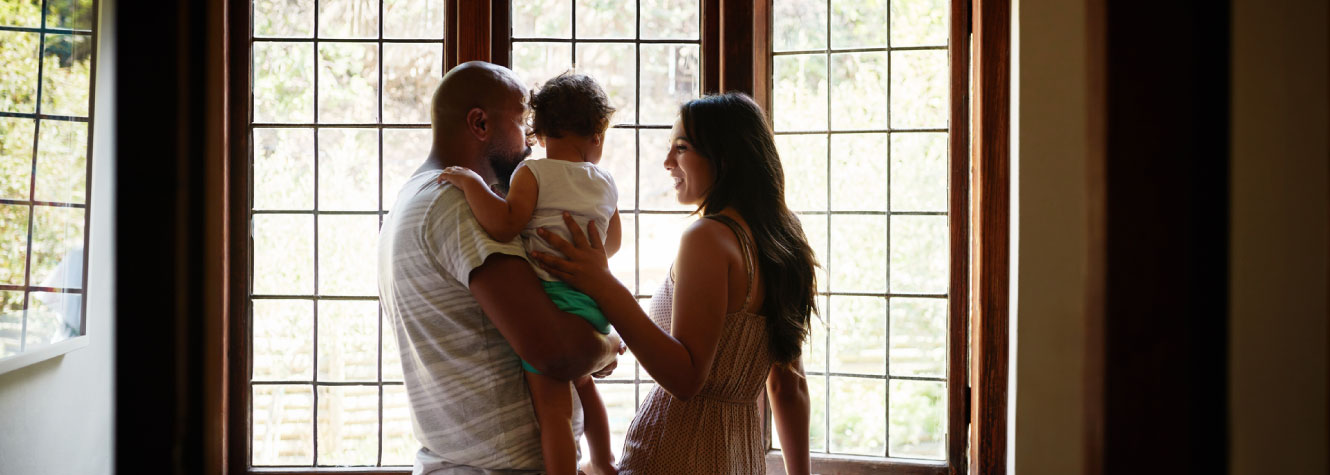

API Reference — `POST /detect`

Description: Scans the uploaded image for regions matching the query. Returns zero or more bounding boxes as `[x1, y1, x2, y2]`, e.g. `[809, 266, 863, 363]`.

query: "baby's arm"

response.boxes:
[604, 210, 622, 258]
[438, 165, 538, 242]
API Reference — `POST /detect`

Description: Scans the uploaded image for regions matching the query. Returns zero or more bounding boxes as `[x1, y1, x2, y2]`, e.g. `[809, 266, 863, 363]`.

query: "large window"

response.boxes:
[769, 0, 953, 463]
[247, 0, 445, 467]
[241, 0, 966, 471]
[0, 0, 97, 367]
[509, 0, 703, 460]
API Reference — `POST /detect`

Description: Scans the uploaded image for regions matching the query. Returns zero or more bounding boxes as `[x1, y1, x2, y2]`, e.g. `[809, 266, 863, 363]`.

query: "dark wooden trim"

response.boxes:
[946, 0, 971, 472]
[205, 0, 234, 473]
[226, 0, 253, 473]
[700, 0, 721, 94]
[719, 0, 754, 95]
[489, 0, 510, 67]
[765, 452, 949, 475]
[969, 0, 1010, 473]
[750, 0, 772, 114]
[444, 0, 458, 68]
[1083, 0, 1107, 473]
[452, 0, 492, 65]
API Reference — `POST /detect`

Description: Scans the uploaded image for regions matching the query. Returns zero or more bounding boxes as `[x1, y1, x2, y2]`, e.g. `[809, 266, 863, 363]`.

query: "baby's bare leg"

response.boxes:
[574, 376, 616, 474]
[527, 371, 577, 475]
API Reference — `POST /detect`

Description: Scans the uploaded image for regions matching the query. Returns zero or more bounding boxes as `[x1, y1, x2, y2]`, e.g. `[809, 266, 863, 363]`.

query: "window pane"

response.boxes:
[890, 50, 947, 129]
[830, 52, 887, 131]
[318, 128, 378, 211]
[25, 291, 80, 346]
[640, 0, 699, 40]
[892, 0, 948, 47]
[600, 127, 636, 211]
[890, 132, 947, 212]
[253, 214, 315, 295]
[830, 296, 885, 375]
[889, 380, 945, 459]
[575, 43, 636, 126]
[255, 0, 314, 37]
[609, 212, 636, 294]
[829, 215, 885, 293]
[254, 128, 315, 210]
[380, 0, 442, 38]
[777, 134, 827, 212]
[382, 128, 431, 211]
[889, 297, 945, 378]
[318, 43, 379, 123]
[318, 215, 379, 296]
[44, 0, 94, 30]
[829, 376, 886, 456]
[639, 43, 699, 126]
[0, 291, 23, 359]
[797, 214, 827, 293]
[1, 118, 35, 200]
[773, 54, 827, 132]
[317, 300, 379, 382]
[381, 385, 416, 465]
[316, 385, 380, 465]
[830, 133, 887, 211]
[383, 43, 442, 124]
[40, 34, 92, 117]
[254, 42, 315, 123]
[29, 205, 83, 289]
[0, 205, 28, 286]
[773, 0, 826, 52]
[576, 0, 635, 39]
[0, 0, 41, 27]
[318, 0, 379, 39]
[0, 31, 40, 114]
[638, 213, 694, 294]
[252, 385, 315, 466]
[252, 299, 314, 381]
[382, 314, 403, 382]
[831, 0, 888, 49]
[889, 215, 947, 294]
[638, 128, 690, 212]
[34, 119, 87, 204]
[512, 0, 571, 38]
[803, 295, 828, 371]
[511, 42, 572, 93]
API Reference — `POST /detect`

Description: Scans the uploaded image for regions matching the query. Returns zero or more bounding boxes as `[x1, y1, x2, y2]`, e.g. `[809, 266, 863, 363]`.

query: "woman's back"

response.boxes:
[617, 213, 773, 475]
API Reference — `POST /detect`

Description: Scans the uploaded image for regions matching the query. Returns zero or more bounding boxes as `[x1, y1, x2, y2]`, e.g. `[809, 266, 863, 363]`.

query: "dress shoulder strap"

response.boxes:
[703, 214, 757, 313]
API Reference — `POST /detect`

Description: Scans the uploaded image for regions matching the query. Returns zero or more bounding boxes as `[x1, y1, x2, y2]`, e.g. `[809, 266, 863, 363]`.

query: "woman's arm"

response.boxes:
[438, 165, 538, 242]
[531, 215, 732, 401]
[768, 359, 811, 475]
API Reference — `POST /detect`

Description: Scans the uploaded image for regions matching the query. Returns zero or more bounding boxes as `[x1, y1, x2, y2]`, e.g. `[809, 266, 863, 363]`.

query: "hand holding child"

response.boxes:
[437, 166, 485, 192]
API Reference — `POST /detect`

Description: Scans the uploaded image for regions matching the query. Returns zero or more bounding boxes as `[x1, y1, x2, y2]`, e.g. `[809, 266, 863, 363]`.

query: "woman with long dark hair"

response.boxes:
[531, 92, 817, 475]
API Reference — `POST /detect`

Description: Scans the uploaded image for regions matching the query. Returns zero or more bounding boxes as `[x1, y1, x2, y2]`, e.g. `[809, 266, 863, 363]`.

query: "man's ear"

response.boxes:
[465, 107, 488, 141]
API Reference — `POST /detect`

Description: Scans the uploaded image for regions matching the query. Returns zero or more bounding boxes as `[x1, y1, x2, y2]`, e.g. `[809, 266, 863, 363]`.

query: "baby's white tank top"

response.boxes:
[517, 158, 618, 281]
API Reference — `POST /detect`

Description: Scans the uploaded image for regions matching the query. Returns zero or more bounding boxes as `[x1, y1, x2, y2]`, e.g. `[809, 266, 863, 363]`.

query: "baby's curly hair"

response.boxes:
[528, 72, 616, 139]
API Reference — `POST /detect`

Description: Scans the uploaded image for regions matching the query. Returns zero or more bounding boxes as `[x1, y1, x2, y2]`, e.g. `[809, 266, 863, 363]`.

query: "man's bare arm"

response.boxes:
[469, 253, 618, 381]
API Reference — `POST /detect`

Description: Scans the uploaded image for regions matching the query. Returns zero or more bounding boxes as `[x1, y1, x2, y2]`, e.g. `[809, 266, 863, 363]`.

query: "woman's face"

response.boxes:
[665, 118, 714, 205]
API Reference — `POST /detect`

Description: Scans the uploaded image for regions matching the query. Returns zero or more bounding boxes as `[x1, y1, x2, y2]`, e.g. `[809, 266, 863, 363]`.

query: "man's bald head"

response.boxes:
[431, 61, 526, 129]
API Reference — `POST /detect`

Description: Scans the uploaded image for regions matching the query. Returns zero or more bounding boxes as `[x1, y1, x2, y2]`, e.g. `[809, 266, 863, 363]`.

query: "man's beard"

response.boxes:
[485, 143, 532, 194]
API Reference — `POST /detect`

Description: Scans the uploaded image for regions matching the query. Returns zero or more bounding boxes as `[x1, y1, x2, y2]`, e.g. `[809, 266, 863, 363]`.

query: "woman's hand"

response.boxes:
[530, 212, 618, 297]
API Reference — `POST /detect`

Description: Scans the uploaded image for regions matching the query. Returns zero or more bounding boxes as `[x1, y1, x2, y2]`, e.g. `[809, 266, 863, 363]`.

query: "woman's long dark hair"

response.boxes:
[680, 92, 819, 367]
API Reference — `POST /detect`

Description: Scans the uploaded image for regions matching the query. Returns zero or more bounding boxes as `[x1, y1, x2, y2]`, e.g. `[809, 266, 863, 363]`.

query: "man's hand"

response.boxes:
[437, 165, 485, 192]
[589, 332, 627, 379]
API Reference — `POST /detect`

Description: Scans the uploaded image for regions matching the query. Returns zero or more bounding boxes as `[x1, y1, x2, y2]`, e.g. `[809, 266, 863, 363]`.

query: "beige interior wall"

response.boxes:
[0, 1, 115, 473]
[1010, 0, 1091, 472]
[1228, 0, 1330, 473]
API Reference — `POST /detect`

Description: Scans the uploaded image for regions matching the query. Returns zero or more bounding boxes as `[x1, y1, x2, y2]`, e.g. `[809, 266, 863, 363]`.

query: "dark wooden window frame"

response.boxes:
[223, 0, 1009, 473]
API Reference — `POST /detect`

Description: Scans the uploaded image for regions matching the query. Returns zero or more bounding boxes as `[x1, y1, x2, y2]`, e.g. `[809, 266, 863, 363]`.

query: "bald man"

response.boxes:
[378, 61, 621, 474]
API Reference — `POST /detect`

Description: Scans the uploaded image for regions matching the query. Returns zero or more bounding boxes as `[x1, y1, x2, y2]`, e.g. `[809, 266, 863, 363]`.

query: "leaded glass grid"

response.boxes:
[509, 0, 702, 461]
[0, 0, 97, 362]
[248, 0, 445, 467]
[770, 0, 951, 460]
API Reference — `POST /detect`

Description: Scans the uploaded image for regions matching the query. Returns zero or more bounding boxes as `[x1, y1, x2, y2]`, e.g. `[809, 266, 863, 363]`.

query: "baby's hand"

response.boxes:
[437, 166, 484, 189]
